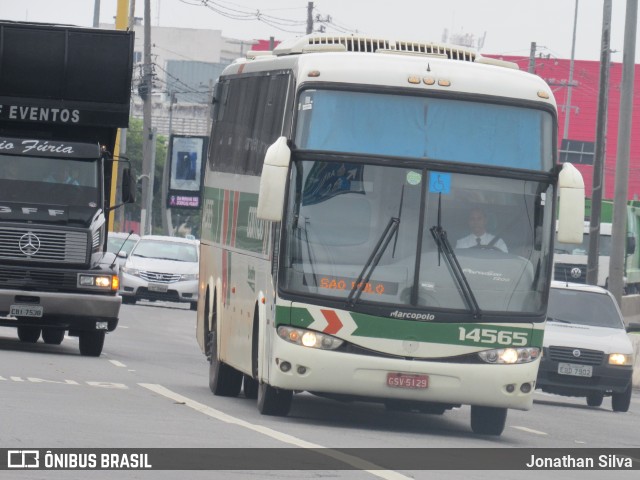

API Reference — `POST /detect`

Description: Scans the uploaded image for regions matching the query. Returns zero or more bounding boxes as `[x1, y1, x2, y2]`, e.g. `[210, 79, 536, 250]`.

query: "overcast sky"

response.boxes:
[0, 0, 637, 62]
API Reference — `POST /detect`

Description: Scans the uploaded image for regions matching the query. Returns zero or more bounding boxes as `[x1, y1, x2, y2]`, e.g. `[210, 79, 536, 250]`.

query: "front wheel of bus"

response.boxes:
[257, 382, 292, 416]
[208, 331, 242, 397]
[470, 406, 507, 436]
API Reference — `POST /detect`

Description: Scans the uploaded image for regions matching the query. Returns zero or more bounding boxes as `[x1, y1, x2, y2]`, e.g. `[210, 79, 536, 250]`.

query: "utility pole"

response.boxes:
[586, 0, 612, 286]
[528, 42, 536, 74]
[610, 0, 638, 304]
[563, 0, 579, 140]
[141, 0, 153, 235]
[161, 92, 176, 236]
[93, 0, 100, 28]
[306, 2, 314, 34]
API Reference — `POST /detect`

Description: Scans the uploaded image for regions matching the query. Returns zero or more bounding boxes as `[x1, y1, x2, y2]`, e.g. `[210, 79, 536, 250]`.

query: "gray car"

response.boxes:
[119, 235, 199, 310]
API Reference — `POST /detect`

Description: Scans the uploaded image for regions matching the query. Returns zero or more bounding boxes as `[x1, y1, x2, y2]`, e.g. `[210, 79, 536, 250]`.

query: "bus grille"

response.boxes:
[0, 226, 88, 264]
[546, 346, 604, 366]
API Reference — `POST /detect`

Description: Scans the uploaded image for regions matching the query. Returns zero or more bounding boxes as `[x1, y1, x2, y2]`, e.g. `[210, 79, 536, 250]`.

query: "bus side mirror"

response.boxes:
[257, 137, 291, 221]
[557, 162, 585, 244]
[121, 168, 136, 204]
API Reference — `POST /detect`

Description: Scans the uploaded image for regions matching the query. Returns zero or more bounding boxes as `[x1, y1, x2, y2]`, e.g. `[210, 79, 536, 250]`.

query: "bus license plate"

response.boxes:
[386, 372, 429, 389]
[558, 363, 593, 377]
[148, 283, 168, 293]
[10, 305, 43, 318]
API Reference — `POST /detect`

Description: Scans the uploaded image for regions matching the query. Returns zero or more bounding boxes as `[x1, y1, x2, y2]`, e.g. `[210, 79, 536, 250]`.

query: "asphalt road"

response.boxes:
[1, 300, 639, 479]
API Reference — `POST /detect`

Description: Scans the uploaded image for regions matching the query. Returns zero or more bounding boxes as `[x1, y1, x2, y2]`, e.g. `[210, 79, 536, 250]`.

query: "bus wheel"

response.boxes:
[243, 375, 259, 399]
[470, 406, 507, 436]
[257, 382, 292, 416]
[208, 331, 242, 396]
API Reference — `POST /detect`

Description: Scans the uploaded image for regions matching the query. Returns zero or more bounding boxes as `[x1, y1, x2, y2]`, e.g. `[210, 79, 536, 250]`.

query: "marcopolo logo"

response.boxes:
[8, 450, 39, 468]
[389, 310, 435, 321]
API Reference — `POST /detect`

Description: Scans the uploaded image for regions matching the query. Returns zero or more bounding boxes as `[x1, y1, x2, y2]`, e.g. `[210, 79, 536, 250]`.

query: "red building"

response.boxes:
[498, 55, 640, 201]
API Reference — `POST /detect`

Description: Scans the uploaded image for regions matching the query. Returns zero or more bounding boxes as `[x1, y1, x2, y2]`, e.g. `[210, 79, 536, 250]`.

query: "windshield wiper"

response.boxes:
[430, 194, 482, 318]
[347, 216, 400, 307]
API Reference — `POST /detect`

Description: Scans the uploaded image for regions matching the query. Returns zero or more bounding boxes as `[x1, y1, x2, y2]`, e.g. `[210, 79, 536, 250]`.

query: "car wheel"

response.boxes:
[470, 406, 507, 436]
[586, 392, 604, 407]
[612, 385, 632, 412]
[17, 326, 41, 343]
[42, 328, 65, 345]
[79, 331, 105, 357]
[257, 382, 292, 416]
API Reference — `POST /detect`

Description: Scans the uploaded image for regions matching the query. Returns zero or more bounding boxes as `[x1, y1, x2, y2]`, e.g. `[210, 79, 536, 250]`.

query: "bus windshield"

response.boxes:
[294, 89, 554, 171]
[281, 160, 553, 316]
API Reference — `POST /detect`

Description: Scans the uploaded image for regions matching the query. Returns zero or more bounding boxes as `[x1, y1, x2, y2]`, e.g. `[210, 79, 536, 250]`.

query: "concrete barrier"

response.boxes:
[631, 333, 640, 388]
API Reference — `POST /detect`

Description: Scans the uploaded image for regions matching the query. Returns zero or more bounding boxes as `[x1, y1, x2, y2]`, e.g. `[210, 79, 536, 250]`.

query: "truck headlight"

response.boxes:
[78, 274, 118, 291]
[277, 326, 343, 350]
[478, 347, 540, 364]
[609, 353, 632, 366]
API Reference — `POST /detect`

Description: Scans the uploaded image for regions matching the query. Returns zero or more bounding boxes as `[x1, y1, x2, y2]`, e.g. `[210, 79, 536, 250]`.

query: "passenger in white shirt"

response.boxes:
[456, 207, 508, 253]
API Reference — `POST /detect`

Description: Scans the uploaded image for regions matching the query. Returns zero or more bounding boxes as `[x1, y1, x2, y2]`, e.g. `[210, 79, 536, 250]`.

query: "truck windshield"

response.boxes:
[0, 154, 100, 208]
[281, 160, 553, 316]
[554, 232, 612, 256]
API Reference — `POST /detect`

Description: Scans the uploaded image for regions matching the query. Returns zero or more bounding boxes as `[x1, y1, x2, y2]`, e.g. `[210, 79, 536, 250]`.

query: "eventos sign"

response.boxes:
[0, 104, 80, 124]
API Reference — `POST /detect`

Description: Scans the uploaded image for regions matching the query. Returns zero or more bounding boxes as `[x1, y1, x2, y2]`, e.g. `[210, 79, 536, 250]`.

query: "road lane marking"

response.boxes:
[139, 383, 410, 480]
[511, 426, 548, 435]
[109, 360, 127, 368]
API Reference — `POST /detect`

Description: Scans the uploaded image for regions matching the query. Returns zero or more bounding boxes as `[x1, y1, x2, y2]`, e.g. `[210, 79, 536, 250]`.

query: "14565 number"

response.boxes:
[458, 327, 528, 346]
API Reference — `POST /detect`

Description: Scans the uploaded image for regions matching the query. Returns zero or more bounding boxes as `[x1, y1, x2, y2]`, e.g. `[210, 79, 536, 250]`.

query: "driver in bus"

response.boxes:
[456, 207, 508, 253]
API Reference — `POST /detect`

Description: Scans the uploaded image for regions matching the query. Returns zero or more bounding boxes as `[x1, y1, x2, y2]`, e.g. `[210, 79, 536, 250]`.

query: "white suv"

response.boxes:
[536, 281, 636, 412]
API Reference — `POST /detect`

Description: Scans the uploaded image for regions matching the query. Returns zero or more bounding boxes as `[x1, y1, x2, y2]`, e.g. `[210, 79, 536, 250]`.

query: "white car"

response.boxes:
[119, 235, 199, 310]
[536, 281, 637, 412]
[107, 231, 140, 270]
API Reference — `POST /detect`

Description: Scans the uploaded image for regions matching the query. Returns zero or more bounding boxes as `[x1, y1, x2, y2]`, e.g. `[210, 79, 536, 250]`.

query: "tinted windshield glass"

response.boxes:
[107, 237, 138, 255]
[281, 160, 553, 315]
[295, 89, 553, 171]
[548, 288, 624, 328]
[554, 232, 612, 256]
[0, 154, 99, 207]
[133, 240, 198, 262]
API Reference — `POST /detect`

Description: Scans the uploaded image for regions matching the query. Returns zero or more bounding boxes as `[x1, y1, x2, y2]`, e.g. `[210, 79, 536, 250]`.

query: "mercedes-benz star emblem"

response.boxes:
[19, 232, 41, 256]
[570, 267, 582, 279]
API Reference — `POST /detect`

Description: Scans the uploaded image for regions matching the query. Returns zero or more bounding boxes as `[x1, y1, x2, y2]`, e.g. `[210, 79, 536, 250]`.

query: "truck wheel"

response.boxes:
[612, 385, 632, 412]
[121, 296, 136, 305]
[42, 328, 65, 345]
[257, 382, 293, 416]
[17, 326, 41, 343]
[79, 331, 105, 357]
[470, 406, 507, 436]
[190, 302, 197, 311]
[586, 392, 604, 407]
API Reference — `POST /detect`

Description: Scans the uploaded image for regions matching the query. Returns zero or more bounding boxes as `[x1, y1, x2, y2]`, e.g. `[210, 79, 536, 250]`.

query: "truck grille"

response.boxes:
[553, 263, 587, 283]
[0, 226, 88, 263]
[546, 346, 604, 366]
[139, 271, 182, 283]
[0, 266, 78, 290]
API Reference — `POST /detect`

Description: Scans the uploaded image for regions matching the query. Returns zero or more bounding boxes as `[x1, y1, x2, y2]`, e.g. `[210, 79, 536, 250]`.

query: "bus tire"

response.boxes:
[208, 330, 242, 397]
[257, 382, 292, 416]
[243, 375, 259, 399]
[470, 406, 507, 436]
[612, 385, 632, 413]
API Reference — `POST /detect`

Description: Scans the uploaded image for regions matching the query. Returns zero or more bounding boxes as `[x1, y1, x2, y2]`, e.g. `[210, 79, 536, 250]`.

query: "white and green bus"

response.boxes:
[196, 34, 584, 436]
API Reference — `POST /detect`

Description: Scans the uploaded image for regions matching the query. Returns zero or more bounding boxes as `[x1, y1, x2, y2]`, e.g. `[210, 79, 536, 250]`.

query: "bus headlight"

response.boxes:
[277, 326, 343, 350]
[478, 347, 540, 364]
[608, 353, 632, 366]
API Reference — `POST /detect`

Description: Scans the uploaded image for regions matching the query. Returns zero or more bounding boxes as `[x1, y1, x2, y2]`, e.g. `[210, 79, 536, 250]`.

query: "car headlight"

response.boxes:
[180, 273, 199, 281]
[277, 326, 344, 350]
[609, 353, 633, 366]
[122, 267, 140, 277]
[478, 347, 540, 364]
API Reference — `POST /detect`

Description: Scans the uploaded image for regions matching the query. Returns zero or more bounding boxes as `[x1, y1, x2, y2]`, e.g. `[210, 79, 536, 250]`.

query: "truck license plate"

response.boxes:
[10, 305, 44, 318]
[386, 372, 429, 389]
[558, 362, 593, 377]
[148, 283, 168, 293]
